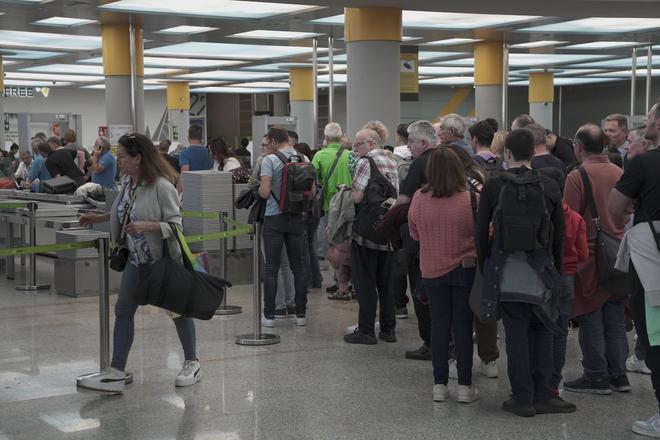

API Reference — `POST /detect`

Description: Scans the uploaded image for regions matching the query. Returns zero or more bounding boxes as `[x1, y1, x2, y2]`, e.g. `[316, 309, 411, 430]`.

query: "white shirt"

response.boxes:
[15, 161, 29, 180]
[393, 145, 412, 160]
[213, 157, 242, 172]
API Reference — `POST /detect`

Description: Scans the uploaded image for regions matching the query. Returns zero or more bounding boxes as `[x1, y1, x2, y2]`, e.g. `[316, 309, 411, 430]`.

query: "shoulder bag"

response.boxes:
[109, 184, 137, 272]
[578, 167, 629, 298]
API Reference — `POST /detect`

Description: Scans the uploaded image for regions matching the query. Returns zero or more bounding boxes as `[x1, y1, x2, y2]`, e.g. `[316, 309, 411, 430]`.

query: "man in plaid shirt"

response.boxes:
[344, 128, 399, 345]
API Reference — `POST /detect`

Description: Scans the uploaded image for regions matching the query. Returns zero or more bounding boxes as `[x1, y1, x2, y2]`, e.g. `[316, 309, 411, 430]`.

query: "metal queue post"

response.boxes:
[215, 211, 242, 316]
[16, 202, 50, 291]
[236, 222, 280, 346]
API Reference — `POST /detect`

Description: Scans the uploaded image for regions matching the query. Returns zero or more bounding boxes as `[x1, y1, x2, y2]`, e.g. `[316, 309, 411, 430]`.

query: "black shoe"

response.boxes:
[502, 398, 536, 417]
[326, 284, 339, 294]
[534, 396, 577, 414]
[405, 344, 432, 361]
[274, 308, 288, 319]
[610, 374, 631, 392]
[344, 329, 377, 345]
[378, 330, 397, 343]
[328, 291, 351, 301]
[564, 376, 612, 395]
[395, 307, 408, 319]
[286, 306, 296, 317]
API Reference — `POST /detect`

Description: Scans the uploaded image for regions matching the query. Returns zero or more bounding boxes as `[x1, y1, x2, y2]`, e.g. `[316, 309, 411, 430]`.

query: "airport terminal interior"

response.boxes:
[1, 0, 660, 439]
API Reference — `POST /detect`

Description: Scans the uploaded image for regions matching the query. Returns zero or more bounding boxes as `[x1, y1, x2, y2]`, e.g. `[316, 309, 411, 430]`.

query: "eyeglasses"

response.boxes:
[353, 140, 373, 149]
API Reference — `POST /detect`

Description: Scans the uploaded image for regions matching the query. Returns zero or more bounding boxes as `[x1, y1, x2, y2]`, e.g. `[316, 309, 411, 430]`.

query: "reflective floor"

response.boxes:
[0, 257, 655, 440]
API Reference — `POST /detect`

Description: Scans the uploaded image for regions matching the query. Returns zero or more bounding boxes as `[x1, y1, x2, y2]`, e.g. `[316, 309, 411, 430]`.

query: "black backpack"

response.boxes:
[474, 155, 505, 178]
[272, 151, 317, 215]
[492, 171, 551, 252]
[355, 157, 398, 244]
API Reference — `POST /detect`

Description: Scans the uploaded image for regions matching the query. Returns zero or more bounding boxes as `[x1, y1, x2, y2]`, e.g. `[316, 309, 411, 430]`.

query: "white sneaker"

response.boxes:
[261, 317, 275, 328]
[457, 385, 480, 403]
[78, 367, 126, 393]
[433, 384, 449, 402]
[295, 316, 307, 326]
[477, 360, 499, 378]
[633, 413, 660, 438]
[448, 359, 458, 379]
[345, 321, 379, 335]
[175, 359, 201, 387]
[627, 354, 652, 374]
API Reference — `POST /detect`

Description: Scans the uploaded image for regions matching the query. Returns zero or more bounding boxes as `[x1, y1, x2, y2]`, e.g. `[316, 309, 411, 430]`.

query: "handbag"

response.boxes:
[235, 187, 256, 209]
[499, 251, 551, 305]
[579, 167, 629, 298]
[135, 225, 230, 320]
[109, 184, 137, 272]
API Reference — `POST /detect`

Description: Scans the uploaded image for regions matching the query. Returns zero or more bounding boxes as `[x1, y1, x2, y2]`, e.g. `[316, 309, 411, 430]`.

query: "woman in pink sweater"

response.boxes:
[408, 146, 479, 404]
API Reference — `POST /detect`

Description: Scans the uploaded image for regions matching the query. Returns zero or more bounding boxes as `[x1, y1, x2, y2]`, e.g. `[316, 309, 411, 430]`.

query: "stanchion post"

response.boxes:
[17, 202, 49, 291]
[236, 222, 280, 346]
[215, 211, 242, 316]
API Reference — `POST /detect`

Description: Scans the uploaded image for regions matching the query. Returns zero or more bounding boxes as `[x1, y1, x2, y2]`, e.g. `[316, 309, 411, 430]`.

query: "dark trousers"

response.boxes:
[351, 241, 395, 336]
[630, 262, 660, 409]
[475, 319, 499, 363]
[501, 302, 554, 405]
[424, 266, 475, 386]
[552, 274, 575, 390]
[391, 250, 431, 346]
[262, 215, 307, 318]
[303, 214, 322, 286]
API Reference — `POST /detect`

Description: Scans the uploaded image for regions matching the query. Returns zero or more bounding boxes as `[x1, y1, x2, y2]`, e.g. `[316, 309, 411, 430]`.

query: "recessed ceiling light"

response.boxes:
[100, 0, 319, 19]
[424, 38, 483, 46]
[22, 63, 179, 76]
[435, 53, 607, 67]
[509, 40, 567, 49]
[520, 17, 660, 33]
[32, 17, 98, 27]
[419, 66, 474, 75]
[175, 70, 288, 81]
[156, 25, 217, 35]
[402, 36, 422, 41]
[563, 41, 643, 50]
[229, 30, 320, 40]
[419, 76, 474, 85]
[227, 82, 290, 88]
[146, 42, 323, 60]
[0, 30, 101, 51]
[5, 72, 104, 82]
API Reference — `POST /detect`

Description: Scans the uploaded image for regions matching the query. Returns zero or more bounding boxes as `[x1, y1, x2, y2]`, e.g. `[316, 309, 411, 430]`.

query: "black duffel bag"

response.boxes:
[43, 176, 78, 194]
[135, 225, 230, 320]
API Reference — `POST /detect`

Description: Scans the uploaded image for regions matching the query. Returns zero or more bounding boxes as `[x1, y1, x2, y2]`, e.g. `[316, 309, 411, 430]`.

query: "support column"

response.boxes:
[167, 82, 190, 144]
[0, 55, 5, 150]
[345, 7, 401, 144]
[474, 41, 504, 127]
[529, 72, 554, 130]
[102, 22, 145, 134]
[289, 67, 315, 145]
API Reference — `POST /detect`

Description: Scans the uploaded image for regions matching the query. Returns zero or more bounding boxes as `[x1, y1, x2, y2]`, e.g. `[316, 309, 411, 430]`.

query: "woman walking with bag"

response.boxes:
[79, 133, 200, 392]
[408, 146, 479, 404]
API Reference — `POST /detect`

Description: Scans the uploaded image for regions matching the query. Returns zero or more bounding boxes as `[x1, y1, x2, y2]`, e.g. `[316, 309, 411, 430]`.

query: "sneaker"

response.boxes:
[287, 306, 296, 317]
[345, 321, 379, 335]
[457, 385, 480, 403]
[448, 359, 458, 379]
[563, 376, 611, 395]
[274, 309, 288, 319]
[610, 374, 632, 392]
[344, 329, 377, 345]
[433, 384, 449, 402]
[502, 397, 536, 418]
[405, 344, 432, 361]
[627, 354, 652, 375]
[476, 360, 499, 378]
[78, 367, 126, 393]
[295, 316, 307, 327]
[326, 284, 339, 294]
[261, 317, 275, 328]
[378, 330, 397, 343]
[395, 307, 408, 319]
[633, 413, 660, 438]
[534, 396, 577, 414]
[328, 291, 352, 301]
[175, 359, 201, 387]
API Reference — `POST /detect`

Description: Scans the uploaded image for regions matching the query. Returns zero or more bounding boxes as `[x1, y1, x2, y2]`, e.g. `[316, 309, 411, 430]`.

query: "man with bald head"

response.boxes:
[562, 123, 630, 395]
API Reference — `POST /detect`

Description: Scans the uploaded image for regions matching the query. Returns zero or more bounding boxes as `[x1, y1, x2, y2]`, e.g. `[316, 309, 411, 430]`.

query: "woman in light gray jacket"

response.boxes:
[79, 133, 200, 392]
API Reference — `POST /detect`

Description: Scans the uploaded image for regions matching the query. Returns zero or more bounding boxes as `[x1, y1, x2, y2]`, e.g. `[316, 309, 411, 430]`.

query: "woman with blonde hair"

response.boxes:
[490, 130, 508, 158]
[362, 120, 390, 145]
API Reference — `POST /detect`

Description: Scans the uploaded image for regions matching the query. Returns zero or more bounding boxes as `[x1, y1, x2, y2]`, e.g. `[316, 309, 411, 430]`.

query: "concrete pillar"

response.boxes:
[167, 82, 190, 145]
[345, 7, 401, 144]
[102, 22, 145, 134]
[474, 41, 504, 127]
[529, 72, 554, 130]
[272, 93, 288, 116]
[289, 67, 315, 145]
[0, 55, 5, 151]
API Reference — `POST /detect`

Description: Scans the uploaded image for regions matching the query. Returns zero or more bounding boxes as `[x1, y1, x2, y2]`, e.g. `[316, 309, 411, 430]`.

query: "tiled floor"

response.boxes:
[0, 257, 655, 439]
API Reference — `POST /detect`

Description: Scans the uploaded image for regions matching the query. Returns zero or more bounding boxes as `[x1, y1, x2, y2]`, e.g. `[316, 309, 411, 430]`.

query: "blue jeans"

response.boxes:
[552, 274, 575, 389]
[263, 214, 307, 318]
[111, 263, 196, 371]
[423, 266, 475, 386]
[577, 300, 629, 380]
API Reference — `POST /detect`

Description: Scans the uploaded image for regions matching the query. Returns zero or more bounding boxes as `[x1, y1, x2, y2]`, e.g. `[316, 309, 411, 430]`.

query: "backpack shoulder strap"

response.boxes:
[469, 189, 478, 223]
[578, 166, 600, 229]
[649, 221, 660, 252]
[323, 147, 347, 188]
[273, 151, 288, 164]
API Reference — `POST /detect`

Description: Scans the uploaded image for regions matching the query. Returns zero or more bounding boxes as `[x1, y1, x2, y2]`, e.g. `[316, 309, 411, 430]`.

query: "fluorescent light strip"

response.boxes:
[100, 0, 319, 19]
[312, 12, 539, 29]
[568, 55, 659, 68]
[318, 74, 347, 83]
[588, 69, 660, 77]
[3, 80, 72, 87]
[5, 72, 104, 82]
[175, 70, 287, 81]
[0, 30, 101, 51]
[229, 30, 320, 40]
[146, 42, 323, 61]
[419, 76, 474, 85]
[419, 66, 474, 75]
[424, 38, 483, 46]
[434, 53, 608, 67]
[156, 26, 217, 34]
[0, 49, 65, 60]
[520, 17, 660, 33]
[191, 86, 286, 94]
[563, 41, 642, 50]
[509, 40, 567, 49]
[82, 84, 166, 90]
[78, 56, 243, 68]
[511, 77, 623, 86]
[22, 63, 179, 76]
[32, 17, 98, 27]
[227, 82, 290, 88]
